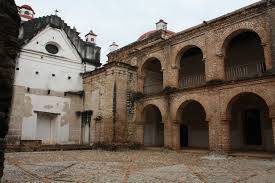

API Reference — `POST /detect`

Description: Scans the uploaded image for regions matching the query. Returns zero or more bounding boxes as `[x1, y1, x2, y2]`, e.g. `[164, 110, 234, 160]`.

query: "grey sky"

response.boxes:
[15, 0, 259, 64]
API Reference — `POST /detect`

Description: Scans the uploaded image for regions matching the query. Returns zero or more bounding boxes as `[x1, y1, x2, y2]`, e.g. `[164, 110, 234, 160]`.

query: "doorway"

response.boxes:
[143, 105, 164, 147]
[243, 109, 262, 146]
[36, 112, 57, 144]
[228, 92, 272, 151]
[81, 111, 92, 145]
[180, 124, 188, 147]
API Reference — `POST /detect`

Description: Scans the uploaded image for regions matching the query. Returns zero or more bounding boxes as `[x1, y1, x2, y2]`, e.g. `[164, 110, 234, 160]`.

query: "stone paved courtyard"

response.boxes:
[2, 149, 275, 183]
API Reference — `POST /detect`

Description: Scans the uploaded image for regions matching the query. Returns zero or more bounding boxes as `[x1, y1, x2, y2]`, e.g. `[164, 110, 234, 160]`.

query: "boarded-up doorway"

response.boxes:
[36, 112, 57, 144]
[81, 111, 92, 145]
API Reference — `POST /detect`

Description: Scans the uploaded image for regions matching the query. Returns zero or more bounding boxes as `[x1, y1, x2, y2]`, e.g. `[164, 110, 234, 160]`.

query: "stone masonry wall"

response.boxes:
[135, 77, 275, 151]
[83, 62, 138, 144]
[83, 1, 275, 152]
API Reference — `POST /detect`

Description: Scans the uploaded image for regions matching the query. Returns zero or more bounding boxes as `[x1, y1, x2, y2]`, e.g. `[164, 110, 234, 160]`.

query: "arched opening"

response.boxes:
[228, 93, 273, 152]
[224, 31, 266, 80]
[177, 101, 208, 149]
[142, 105, 164, 147]
[179, 47, 205, 88]
[142, 58, 163, 95]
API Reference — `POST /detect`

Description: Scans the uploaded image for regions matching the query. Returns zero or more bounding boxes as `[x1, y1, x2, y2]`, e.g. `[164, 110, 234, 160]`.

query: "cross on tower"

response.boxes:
[54, 9, 59, 16]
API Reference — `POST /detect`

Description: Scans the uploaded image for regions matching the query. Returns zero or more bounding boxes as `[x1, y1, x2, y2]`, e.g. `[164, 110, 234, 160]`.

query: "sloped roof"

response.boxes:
[20, 15, 101, 67]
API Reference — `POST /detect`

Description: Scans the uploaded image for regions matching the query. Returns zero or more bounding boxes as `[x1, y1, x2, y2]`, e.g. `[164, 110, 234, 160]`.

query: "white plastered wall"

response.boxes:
[21, 94, 71, 144]
[15, 26, 96, 92]
[10, 26, 95, 145]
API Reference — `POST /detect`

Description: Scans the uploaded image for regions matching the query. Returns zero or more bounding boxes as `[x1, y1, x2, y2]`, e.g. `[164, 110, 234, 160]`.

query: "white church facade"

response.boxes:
[7, 5, 101, 146]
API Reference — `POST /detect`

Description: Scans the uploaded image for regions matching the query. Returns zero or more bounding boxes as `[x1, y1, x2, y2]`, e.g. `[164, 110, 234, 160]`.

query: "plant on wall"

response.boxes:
[162, 86, 178, 95]
[94, 114, 103, 122]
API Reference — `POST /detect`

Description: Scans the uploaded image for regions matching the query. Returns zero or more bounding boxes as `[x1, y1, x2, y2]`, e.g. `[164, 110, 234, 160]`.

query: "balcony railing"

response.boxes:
[143, 83, 163, 95]
[180, 73, 206, 88]
[225, 62, 266, 81]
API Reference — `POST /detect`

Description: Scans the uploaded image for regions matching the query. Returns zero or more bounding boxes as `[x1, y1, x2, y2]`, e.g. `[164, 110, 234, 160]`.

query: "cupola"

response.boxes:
[137, 19, 175, 41]
[156, 19, 167, 31]
[85, 30, 97, 44]
[18, 5, 35, 22]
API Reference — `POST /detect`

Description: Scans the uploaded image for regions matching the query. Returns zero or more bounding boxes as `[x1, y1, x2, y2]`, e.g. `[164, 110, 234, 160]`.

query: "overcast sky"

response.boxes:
[15, 0, 259, 64]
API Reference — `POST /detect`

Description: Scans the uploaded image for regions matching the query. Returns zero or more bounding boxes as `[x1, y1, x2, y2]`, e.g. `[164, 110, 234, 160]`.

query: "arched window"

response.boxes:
[178, 47, 205, 88]
[176, 100, 208, 149]
[142, 58, 163, 95]
[224, 31, 266, 80]
[142, 105, 164, 147]
[227, 93, 272, 151]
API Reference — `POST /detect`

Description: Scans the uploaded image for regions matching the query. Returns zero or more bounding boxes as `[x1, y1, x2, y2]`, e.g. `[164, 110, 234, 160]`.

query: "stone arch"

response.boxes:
[172, 97, 210, 122]
[175, 100, 209, 149]
[221, 29, 268, 80]
[139, 54, 165, 74]
[176, 45, 206, 88]
[175, 44, 206, 69]
[222, 91, 273, 118]
[225, 92, 273, 151]
[176, 100, 206, 122]
[221, 29, 265, 57]
[225, 92, 270, 118]
[135, 100, 167, 124]
[141, 104, 164, 147]
[141, 103, 164, 123]
[140, 57, 164, 95]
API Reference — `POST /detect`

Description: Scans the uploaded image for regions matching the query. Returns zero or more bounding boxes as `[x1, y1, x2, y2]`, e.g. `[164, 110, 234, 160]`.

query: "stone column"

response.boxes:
[219, 115, 231, 153]
[269, 106, 275, 152]
[137, 74, 145, 93]
[206, 51, 225, 81]
[163, 66, 179, 88]
[262, 43, 273, 70]
[163, 121, 173, 148]
[135, 122, 144, 145]
[272, 118, 275, 151]
[172, 121, 180, 150]
[0, 0, 20, 179]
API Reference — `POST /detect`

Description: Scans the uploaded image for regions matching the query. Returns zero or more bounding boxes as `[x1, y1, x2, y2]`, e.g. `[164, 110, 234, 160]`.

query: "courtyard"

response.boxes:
[2, 149, 275, 183]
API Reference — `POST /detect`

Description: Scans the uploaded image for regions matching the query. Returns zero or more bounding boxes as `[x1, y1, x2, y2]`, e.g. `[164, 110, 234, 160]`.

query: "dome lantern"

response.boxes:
[156, 19, 167, 31]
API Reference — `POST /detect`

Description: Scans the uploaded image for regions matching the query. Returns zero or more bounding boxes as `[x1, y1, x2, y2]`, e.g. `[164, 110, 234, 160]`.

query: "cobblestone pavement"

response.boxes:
[2, 150, 275, 183]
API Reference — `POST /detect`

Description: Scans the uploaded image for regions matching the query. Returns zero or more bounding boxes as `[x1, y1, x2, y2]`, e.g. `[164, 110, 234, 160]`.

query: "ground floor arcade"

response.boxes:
[135, 77, 275, 152]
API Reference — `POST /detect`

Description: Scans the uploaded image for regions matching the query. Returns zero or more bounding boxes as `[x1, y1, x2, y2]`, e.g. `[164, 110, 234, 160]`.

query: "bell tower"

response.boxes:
[85, 30, 97, 44]
[18, 5, 35, 22]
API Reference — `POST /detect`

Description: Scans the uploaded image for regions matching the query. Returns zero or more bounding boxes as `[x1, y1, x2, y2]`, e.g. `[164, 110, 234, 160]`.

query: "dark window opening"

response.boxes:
[142, 59, 163, 95]
[45, 44, 59, 54]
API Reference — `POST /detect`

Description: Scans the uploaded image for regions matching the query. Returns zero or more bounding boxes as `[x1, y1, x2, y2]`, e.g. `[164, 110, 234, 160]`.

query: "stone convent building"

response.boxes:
[7, 5, 101, 146]
[83, 0, 275, 153]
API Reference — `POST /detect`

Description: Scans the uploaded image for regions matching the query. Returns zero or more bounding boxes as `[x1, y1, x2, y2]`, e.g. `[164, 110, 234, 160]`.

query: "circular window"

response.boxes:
[45, 44, 59, 54]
